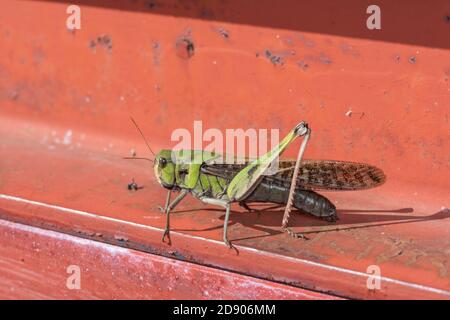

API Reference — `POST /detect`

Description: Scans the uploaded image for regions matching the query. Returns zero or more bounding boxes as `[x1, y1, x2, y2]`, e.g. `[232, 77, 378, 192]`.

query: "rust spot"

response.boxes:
[99, 35, 112, 51]
[319, 53, 332, 65]
[75, 228, 95, 237]
[297, 61, 309, 71]
[216, 27, 229, 39]
[264, 49, 284, 66]
[298, 34, 315, 47]
[114, 235, 129, 242]
[340, 43, 360, 58]
[283, 37, 294, 46]
[89, 35, 113, 53]
[168, 250, 188, 261]
[176, 38, 194, 59]
[152, 41, 161, 66]
[408, 56, 417, 64]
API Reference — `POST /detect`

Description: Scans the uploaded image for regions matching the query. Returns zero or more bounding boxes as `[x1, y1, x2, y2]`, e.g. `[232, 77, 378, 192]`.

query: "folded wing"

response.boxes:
[201, 160, 386, 191]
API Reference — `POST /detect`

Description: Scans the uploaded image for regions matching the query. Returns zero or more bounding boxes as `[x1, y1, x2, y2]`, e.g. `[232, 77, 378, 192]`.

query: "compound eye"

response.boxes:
[159, 157, 167, 168]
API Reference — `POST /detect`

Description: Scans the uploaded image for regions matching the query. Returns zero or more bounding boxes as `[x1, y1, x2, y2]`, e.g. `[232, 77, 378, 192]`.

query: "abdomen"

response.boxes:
[245, 179, 338, 221]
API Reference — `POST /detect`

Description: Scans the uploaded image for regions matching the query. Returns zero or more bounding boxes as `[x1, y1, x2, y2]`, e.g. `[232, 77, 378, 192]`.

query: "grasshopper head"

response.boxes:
[154, 149, 176, 189]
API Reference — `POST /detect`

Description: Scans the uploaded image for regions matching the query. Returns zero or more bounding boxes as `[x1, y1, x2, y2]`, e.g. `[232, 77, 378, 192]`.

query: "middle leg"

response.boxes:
[200, 197, 232, 248]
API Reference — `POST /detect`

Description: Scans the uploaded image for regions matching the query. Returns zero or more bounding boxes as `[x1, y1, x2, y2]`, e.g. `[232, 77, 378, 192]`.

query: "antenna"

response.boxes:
[130, 116, 155, 156]
[123, 157, 154, 163]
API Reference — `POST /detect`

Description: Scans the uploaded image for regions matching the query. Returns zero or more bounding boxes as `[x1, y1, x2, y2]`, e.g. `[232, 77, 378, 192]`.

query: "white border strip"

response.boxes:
[1, 193, 449, 297]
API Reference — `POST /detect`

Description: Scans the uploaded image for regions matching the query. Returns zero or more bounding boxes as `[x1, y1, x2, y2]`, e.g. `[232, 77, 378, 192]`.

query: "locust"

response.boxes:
[126, 119, 385, 248]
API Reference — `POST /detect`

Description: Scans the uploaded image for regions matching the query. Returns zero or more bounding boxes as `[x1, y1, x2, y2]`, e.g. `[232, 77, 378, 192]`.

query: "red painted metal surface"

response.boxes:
[0, 0, 449, 299]
[0, 219, 335, 299]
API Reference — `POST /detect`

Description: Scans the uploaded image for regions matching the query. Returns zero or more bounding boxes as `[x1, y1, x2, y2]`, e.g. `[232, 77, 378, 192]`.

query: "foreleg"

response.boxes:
[161, 189, 188, 243]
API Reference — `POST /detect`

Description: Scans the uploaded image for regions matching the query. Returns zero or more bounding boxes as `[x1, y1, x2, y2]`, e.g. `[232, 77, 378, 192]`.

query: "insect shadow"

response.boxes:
[172, 205, 449, 242]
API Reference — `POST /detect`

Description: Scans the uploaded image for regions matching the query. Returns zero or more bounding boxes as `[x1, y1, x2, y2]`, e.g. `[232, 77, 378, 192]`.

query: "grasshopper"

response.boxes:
[127, 119, 385, 248]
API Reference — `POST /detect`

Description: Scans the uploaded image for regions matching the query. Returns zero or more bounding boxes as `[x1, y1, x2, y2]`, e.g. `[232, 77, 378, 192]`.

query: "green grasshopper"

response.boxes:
[127, 119, 385, 248]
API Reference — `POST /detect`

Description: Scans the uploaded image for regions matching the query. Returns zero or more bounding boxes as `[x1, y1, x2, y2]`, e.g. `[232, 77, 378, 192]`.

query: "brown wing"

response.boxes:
[273, 160, 386, 191]
[201, 159, 386, 191]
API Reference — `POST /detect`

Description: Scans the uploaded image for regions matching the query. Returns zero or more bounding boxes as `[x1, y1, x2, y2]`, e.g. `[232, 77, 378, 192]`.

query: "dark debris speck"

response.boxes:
[127, 178, 143, 191]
